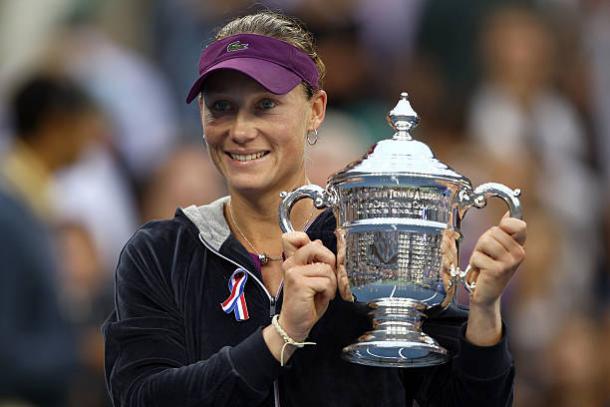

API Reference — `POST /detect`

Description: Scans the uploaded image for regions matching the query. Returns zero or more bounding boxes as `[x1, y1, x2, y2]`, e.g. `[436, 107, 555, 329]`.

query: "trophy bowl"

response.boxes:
[279, 92, 522, 368]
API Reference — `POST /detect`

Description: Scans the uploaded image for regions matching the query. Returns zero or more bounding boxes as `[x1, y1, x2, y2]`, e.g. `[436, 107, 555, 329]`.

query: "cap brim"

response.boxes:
[186, 58, 303, 103]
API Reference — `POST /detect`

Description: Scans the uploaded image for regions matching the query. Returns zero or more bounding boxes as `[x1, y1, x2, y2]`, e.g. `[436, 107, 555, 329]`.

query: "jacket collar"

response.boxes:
[181, 196, 230, 252]
[181, 196, 337, 253]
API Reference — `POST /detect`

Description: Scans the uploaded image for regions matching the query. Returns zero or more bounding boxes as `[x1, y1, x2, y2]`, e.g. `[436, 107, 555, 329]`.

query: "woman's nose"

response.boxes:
[229, 111, 257, 144]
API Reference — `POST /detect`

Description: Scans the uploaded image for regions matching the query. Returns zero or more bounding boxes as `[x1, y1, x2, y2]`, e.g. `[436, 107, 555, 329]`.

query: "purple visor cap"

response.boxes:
[186, 33, 320, 103]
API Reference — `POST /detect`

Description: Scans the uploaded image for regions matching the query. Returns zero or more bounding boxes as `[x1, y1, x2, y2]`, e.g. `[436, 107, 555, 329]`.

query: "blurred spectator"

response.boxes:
[304, 14, 388, 142]
[468, 5, 606, 405]
[469, 5, 602, 311]
[355, 0, 423, 64]
[583, 1, 610, 187]
[306, 110, 369, 186]
[414, 0, 506, 111]
[582, 3, 610, 317]
[1, 74, 96, 220]
[53, 143, 140, 275]
[0, 0, 72, 86]
[0, 73, 93, 406]
[544, 314, 606, 407]
[0, 0, 77, 152]
[37, 14, 175, 273]
[141, 143, 226, 222]
[56, 222, 112, 407]
[53, 21, 179, 182]
[603, 312, 610, 405]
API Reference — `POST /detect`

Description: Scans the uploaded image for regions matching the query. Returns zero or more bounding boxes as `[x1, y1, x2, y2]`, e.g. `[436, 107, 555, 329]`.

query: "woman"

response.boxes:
[103, 11, 526, 407]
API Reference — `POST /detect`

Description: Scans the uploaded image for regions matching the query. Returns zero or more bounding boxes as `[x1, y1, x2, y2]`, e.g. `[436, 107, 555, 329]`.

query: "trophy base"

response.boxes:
[342, 298, 449, 368]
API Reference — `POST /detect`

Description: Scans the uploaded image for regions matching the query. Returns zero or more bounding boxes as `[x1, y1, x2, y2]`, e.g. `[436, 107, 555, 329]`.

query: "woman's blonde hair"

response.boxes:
[215, 11, 326, 97]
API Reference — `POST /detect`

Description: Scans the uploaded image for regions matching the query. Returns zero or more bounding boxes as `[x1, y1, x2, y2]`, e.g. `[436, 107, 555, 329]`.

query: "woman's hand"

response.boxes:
[263, 231, 337, 364]
[465, 214, 527, 346]
[278, 231, 337, 341]
[335, 229, 354, 302]
[468, 214, 527, 307]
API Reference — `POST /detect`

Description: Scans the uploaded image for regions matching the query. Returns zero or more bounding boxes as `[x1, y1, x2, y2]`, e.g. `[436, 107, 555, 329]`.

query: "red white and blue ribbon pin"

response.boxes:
[220, 268, 250, 321]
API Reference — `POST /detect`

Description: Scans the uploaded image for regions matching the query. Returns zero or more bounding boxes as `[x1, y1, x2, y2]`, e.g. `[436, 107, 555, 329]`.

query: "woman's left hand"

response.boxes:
[335, 229, 353, 302]
[467, 214, 527, 307]
[465, 214, 526, 346]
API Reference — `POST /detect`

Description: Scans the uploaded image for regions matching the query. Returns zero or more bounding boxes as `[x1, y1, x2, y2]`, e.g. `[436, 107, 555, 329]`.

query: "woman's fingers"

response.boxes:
[334, 229, 353, 301]
[475, 228, 510, 261]
[279, 262, 337, 341]
[499, 213, 527, 246]
[285, 262, 336, 281]
[283, 230, 353, 302]
[287, 240, 336, 270]
[282, 232, 335, 268]
[491, 227, 526, 264]
[284, 263, 337, 301]
[476, 226, 526, 266]
[337, 263, 353, 301]
[469, 250, 500, 275]
[282, 231, 311, 259]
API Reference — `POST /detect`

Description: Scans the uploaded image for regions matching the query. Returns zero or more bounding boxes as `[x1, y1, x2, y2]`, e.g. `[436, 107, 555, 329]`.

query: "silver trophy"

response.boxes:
[279, 92, 522, 368]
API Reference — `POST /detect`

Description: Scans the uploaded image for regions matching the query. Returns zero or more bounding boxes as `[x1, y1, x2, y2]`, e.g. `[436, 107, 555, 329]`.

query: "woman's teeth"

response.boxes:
[229, 152, 267, 162]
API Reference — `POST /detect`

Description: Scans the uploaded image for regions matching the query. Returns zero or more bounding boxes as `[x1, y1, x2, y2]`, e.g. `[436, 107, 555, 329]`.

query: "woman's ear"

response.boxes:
[309, 90, 327, 131]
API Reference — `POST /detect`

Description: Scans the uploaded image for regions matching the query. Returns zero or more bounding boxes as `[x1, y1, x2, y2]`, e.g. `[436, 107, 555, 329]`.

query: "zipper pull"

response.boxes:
[269, 297, 276, 317]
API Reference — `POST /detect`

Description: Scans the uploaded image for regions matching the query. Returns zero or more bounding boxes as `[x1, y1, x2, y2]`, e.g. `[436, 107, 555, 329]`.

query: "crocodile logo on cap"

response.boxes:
[227, 41, 249, 52]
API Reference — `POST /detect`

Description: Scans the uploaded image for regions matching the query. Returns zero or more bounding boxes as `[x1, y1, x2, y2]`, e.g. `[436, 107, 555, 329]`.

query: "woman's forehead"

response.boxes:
[202, 70, 270, 95]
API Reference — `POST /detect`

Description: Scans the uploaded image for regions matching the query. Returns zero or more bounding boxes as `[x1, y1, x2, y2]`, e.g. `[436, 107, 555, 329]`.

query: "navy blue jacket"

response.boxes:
[103, 197, 514, 406]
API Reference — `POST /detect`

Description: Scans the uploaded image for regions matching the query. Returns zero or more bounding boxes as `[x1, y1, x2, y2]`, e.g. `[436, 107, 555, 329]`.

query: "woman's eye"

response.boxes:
[258, 99, 276, 110]
[211, 100, 232, 112]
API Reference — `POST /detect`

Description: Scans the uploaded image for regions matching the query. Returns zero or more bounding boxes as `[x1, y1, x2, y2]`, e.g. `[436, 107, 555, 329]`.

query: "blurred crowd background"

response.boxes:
[0, 0, 609, 406]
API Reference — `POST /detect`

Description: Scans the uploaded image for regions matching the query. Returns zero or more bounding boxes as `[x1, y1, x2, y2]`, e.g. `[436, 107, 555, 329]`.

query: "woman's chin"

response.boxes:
[228, 177, 299, 199]
[228, 178, 272, 195]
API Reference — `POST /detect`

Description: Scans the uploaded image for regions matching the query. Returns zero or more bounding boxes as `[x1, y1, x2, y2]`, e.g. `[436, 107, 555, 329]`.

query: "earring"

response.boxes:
[307, 128, 318, 145]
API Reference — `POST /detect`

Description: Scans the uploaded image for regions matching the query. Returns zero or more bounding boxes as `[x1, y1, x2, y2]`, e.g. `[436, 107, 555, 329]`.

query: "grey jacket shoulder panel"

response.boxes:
[182, 196, 230, 251]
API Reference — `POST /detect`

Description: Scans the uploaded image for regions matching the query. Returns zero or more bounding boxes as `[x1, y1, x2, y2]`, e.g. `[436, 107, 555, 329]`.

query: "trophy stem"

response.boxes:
[342, 297, 449, 368]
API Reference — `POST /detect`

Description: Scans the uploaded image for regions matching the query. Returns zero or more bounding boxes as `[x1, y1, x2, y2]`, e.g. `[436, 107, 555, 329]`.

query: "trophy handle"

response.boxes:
[279, 184, 331, 233]
[457, 182, 523, 293]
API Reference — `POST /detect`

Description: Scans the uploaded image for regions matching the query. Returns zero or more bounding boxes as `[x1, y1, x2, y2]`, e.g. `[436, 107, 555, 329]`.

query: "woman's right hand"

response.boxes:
[262, 231, 337, 364]
[278, 231, 337, 341]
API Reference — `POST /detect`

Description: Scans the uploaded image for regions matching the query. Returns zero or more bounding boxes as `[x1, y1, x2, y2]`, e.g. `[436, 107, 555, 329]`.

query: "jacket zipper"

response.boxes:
[198, 233, 282, 407]
[198, 233, 272, 301]
[270, 297, 281, 407]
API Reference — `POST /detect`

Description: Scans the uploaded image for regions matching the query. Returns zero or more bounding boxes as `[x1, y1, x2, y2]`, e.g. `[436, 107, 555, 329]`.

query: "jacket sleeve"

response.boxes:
[409, 311, 514, 407]
[103, 226, 280, 407]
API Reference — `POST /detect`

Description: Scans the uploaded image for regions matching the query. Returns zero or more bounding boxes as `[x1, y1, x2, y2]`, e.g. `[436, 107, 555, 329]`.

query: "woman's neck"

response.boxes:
[226, 180, 318, 257]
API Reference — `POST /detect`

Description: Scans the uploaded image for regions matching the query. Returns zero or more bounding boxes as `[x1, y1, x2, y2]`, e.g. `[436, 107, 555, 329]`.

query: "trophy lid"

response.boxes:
[330, 92, 470, 187]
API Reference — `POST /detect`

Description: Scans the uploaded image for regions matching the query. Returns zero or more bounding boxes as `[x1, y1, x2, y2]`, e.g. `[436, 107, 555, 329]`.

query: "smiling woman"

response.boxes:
[102, 10, 525, 407]
[199, 70, 325, 199]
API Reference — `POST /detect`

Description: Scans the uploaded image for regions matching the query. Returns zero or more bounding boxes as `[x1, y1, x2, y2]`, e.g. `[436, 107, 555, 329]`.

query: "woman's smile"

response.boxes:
[226, 150, 270, 163]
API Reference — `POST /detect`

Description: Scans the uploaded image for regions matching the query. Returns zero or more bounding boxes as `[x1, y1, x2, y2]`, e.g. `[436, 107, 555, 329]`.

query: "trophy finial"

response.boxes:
[387, 92, 419, 140]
